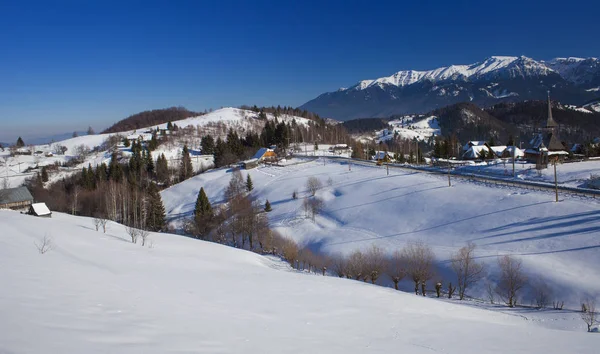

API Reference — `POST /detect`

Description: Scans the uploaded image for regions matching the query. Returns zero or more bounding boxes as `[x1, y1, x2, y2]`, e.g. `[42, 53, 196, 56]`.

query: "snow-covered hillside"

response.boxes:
[162, 159, 600, 309]
[1, 210, 598, 353]
[375, 115, 440, 143]
[0, 108, 311, 188]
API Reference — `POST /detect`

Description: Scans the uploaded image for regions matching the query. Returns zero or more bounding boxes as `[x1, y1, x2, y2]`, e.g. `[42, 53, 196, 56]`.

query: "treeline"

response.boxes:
[27, 140, 168, 232]
[102, 107, 202, 134]
[486, 100, 600, 144]
[240, 105, 323, 122]
[342, 118, 390, 134]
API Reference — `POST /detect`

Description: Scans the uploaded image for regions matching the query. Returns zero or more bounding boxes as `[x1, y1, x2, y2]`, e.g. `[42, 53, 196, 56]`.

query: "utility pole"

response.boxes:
[386, 161, 389, 176]
[447, 159, 451, 187]
[512, 144, 515, 178]
[554, 158, 559, 203]
[349, 161, 351, 172]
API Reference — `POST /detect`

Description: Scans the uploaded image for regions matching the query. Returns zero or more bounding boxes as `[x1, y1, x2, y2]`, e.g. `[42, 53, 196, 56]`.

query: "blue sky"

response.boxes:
[0, 0, 598, 141]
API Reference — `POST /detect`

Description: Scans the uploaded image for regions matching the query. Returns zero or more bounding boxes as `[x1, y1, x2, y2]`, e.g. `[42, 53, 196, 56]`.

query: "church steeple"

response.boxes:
[545, 91, 558, 129]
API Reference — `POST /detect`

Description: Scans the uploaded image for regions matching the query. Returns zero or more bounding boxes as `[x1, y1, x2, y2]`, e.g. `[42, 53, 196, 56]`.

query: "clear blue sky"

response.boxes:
[0, 0, 598, 141]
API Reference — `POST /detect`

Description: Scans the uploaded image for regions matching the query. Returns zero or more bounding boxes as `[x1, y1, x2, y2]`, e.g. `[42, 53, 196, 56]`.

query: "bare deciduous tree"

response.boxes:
[580, 298, 598, 332]
[306, 177, 323, 196]
[126, 225, 139, 244]
[93, 217, 102, 231]
[347, 250, 366, 280]
[402, 242, 435, 295]
[364, 245, 387, 284]
[496, 255, 527, 307]
[532, 279, 553, 309]
[450, 242, 486, 300]
[139, 229, 150, 246]
[331, 253, 348, 278]
[34, 234, 53, 254]
[387, 250, 407, 290]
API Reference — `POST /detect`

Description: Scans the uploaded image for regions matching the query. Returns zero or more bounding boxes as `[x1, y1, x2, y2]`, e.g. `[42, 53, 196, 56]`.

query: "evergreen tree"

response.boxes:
[193, 187, 213, 239]
[41, 166, 49, 182]
[166, 121, 173, 130]
[156, 153, 169, 184]
[146, 151, 155, 175]
[96, 162, 108, 182]
[108, 152, 123, 182]
[123, 138, 130, 148]
[507, 135, 515, 146]
[314, 141, 319, 151]
[246, 174, 253, 192]
[214, 137, 228, 167]
[264, 199, 272, 212]
[179, 145, 193, 181]
[488, 136, 496, 147]
[194, 187, 213, 219]
[201, 135, 215, 155]
[148, 133, 159, 151]
[16, 137, 25, 148]
[145, 183, 166, 232]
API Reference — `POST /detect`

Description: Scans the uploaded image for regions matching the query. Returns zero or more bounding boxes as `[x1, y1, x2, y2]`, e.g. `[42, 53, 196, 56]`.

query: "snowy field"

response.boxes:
[448, 158, 600, 188]
[162, 158, 600, 308]
[1, 210, 598, 353]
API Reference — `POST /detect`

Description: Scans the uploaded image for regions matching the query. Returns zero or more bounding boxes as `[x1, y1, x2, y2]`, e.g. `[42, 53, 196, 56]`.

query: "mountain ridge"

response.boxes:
[300, 55, 600, 120]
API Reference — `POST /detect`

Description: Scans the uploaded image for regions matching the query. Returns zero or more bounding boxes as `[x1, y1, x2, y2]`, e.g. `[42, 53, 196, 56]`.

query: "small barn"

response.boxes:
[241, 158, 259, 170]
[462, 145, 493, 160]
[0, 186, 34, 210]
[373, 151, 393, 162]
[28, 202, 52, 217]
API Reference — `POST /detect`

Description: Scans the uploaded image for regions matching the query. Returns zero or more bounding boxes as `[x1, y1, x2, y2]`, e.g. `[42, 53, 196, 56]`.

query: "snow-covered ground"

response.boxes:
[448, 159, 600, 188]
[0, 108, 308, 187]
[1, 210, 597, 353]
[162, 158, 600, 308]
[372, 115, 440, 143]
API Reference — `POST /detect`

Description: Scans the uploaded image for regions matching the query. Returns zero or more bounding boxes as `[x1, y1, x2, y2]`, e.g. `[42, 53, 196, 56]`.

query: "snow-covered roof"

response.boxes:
[504, 146, 525, 158]
[462, 145, 491, 159]
[463, 141, 486, 151]
[374, 151, 393, 160]
[489, 145, 507, 156]
[30, 202, 51, 216]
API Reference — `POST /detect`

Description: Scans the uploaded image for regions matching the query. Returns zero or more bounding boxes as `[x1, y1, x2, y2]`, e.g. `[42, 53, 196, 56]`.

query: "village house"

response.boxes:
[252, 148, 277, 162]
[373, 151, 393, 163]
[0, 186, 34, 210]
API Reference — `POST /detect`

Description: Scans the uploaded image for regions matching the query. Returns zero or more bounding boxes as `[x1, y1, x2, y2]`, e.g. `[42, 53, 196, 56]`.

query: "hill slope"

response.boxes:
[1, 210, 597, 353]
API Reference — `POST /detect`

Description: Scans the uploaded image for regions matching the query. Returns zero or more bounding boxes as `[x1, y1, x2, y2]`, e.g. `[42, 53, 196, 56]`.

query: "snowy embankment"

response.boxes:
[0, 210, 597, 353]
[162, 159, 600, 309]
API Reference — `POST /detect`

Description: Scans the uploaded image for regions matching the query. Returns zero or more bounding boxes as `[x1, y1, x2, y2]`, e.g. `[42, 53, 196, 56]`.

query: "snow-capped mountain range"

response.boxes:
[300, 56, 600, 120]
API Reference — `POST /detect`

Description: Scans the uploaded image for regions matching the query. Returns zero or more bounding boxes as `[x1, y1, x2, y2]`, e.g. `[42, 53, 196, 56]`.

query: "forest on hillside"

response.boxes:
[102, 107, 202, 134]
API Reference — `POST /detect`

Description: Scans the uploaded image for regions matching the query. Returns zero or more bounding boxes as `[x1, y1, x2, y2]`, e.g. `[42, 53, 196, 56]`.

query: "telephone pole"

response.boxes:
[554, 159, 559, 203]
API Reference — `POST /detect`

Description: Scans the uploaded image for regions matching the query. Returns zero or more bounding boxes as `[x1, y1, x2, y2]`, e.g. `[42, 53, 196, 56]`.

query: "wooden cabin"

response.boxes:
[0, 186, 34, 210]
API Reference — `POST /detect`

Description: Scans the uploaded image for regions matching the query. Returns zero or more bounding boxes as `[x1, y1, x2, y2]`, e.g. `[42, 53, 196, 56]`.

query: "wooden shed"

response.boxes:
[28, 202, 52, 217]
[0, 186, 34, 210]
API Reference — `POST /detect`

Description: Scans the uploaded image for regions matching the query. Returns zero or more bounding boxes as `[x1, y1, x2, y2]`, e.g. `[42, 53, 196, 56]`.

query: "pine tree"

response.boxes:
[201, 135, 215, 155]
[148, 133, 158, 151]
[167, 121, 173, 130]
[108, 152, 123, 182]
[16, 137, 25, 148]
[96, 162, 108, 182]
[179, 145, 193, 181]
[145, 183, 166, 232]
[41, 166, 49, 182]
[507, 135, 515, 146]
[146, 151, 155, 175]
[193, 187, 213, 238]
[246, 174, 253, 192]
[194, 187, 213, 219]
[156, 153, 169, 184]
[264, 199, 272, 212]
